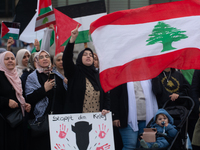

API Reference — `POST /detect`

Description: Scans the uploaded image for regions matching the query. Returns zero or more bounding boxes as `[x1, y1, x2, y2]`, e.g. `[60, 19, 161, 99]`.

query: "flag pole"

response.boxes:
[84, 42, 87, 48]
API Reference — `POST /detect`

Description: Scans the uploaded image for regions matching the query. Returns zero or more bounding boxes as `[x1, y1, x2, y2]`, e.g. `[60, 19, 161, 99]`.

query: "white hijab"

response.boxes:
[16, 49, 30, 77]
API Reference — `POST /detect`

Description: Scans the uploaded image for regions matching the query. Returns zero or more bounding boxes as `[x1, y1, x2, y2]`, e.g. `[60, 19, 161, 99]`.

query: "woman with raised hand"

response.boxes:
[25, 50, 67, 150]
[0, 51, 31, 150]
[16, 49, 31, 77]
[62, 24, 110, 115]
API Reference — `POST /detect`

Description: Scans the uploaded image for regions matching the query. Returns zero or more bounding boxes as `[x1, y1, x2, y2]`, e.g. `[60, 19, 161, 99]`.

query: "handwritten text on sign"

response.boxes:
[49, 112, 114, 150]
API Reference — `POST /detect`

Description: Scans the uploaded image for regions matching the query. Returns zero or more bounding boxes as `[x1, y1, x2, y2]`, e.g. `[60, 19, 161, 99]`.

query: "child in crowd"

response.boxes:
[140, 109, 177, 148]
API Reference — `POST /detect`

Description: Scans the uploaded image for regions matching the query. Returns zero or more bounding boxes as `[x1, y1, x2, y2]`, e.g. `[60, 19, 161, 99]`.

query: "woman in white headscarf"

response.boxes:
[0, 51, 31, 150]
[16, 49, 30, 77]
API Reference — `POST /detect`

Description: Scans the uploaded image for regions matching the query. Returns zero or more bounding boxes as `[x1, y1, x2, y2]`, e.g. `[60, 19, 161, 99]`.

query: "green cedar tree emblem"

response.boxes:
[43, 17, 48, 24]
[146, 21, 188, 52]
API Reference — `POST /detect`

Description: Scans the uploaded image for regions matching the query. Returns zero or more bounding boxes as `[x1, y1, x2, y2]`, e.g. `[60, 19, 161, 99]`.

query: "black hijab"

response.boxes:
[76, 48, 100, 91]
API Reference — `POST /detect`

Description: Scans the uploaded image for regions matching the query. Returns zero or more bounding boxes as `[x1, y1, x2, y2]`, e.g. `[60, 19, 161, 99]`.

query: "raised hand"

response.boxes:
[70, 24, 79, 43]
[34, 39, 40, 52]
[58, 124, 68, 139]
[96, 124, 109, 139]
[49, 24, 55, 30]
[7, 37, 14, 51]
[96, 143, 110, 150]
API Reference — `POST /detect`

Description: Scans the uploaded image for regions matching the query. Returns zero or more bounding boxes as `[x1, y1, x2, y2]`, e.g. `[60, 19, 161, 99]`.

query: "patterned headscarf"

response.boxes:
[34, 50, 51, 74]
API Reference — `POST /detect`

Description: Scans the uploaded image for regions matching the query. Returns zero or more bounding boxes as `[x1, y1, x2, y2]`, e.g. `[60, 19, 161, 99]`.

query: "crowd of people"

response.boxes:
[0, 25, 199, 150]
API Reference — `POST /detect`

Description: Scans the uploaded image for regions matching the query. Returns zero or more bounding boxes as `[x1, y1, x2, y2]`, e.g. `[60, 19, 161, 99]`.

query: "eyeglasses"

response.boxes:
[39, 55, 50, 59]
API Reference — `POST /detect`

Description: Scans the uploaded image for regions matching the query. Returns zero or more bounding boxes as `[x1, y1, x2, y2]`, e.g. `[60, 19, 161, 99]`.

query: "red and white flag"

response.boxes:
[90, 0, 200, 92]
[54, 25, 64, 55]
[35, 10, 56, 31]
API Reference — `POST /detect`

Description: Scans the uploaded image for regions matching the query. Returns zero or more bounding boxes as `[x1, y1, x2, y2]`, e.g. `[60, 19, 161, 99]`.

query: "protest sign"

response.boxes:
[49, 112, 114, 150]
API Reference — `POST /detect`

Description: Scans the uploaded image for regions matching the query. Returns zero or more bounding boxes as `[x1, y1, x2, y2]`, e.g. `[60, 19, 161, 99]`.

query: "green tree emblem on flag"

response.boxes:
[43, 17, 48, 24]
[146, 21, 188, 52]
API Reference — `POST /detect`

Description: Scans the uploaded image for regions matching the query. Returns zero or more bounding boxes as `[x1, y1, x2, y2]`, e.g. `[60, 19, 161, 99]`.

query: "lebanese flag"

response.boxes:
[90, 0, 200, 92]
[35, 10, 56, 31]
[1, 22, 20, 40]
[14, 0, 52, 43]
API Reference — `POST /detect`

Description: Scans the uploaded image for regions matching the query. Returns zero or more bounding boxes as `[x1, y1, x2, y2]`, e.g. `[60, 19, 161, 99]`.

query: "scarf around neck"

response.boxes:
[0, 51, 26, 116]
[35, 50, 51, 74]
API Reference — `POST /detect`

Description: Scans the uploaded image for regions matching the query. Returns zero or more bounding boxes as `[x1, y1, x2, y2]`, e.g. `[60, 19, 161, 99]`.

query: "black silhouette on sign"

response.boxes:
[72, 121, 92, 150]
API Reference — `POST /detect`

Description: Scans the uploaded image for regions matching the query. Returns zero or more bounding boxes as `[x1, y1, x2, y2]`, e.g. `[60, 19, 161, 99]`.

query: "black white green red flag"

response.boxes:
[90, 0, 200, 92]
[1, 21, 20, 40]
[55, 0, 106, 45]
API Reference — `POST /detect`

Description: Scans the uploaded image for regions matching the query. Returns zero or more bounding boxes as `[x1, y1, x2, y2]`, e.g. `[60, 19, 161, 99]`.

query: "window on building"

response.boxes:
[0, 0, 15, 17]
[150, 0, 181, 5]
[51, 0, 181, 14]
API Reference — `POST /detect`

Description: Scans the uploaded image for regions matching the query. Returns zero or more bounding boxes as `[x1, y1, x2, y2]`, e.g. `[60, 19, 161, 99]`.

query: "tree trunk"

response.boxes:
[161, 42, 176, 52]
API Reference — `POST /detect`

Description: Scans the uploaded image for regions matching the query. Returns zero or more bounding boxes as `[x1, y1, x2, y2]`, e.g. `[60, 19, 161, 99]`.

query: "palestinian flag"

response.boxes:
[54, 8, 81, 47]
[55, 0, 106, 45]
[1, 22, 20, 40]
[90, 0, 200, 92]
[38, 0, 52, 16]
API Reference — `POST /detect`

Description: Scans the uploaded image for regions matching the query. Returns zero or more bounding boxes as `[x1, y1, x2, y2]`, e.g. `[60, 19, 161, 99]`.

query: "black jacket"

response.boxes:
[62, 42, 110, 113]
[26, 71, 67, 119]
[190, 70, 200, 119]
[110, 83, 129, 128]
[0, 71, 21, 116]
[0, 71, 24, 150]
[152, 70, 190, 108]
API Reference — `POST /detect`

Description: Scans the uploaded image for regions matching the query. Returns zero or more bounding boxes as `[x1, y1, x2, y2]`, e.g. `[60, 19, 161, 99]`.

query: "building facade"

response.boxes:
[0, 0, 180, 51]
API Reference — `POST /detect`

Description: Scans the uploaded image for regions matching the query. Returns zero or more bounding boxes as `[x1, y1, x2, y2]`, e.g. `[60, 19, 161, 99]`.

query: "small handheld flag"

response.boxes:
[35, 10, 56, 31]
[1, 21, 20, 40]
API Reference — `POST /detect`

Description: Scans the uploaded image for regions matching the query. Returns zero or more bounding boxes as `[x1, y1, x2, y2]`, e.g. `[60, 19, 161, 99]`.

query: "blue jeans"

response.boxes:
[119, 121, 146, 150]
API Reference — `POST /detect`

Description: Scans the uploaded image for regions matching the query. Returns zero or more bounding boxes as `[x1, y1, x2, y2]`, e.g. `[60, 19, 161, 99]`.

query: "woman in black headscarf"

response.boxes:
[62, 25, 110, 115]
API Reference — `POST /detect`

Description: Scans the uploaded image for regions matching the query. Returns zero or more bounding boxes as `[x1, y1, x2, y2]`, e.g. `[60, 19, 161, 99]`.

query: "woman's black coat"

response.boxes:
[62, 42, 110, 113]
